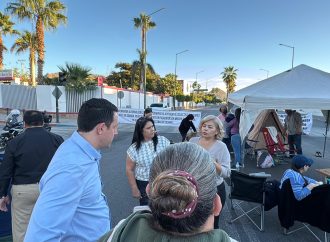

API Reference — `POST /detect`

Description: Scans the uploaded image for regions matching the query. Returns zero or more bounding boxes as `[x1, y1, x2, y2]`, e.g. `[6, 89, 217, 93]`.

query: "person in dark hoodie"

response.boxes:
[99, 143, 236, 242]
[178, 114, 197, 142]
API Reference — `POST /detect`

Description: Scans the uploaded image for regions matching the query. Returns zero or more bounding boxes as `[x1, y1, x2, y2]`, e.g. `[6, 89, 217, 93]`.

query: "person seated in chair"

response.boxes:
[278, 155, 330, 233]
[279, 155, 321, 201]
[100, 143, 237, 242]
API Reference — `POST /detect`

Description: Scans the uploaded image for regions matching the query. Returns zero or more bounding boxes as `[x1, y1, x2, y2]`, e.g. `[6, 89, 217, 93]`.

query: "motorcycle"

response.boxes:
[42, 112, 52, 132]
[0, 110, 53, 151]
[0, 124, 24, 151]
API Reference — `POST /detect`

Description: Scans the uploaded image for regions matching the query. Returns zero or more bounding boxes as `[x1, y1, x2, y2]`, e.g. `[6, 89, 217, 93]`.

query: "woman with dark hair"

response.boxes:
[126, 117, 170, 206]
[227, 108, 242, 167]
[218, 104, 228, 123]
[100, 143, 236, 241]
[178, 114, 197, 142]
[218, 104, 231, 151]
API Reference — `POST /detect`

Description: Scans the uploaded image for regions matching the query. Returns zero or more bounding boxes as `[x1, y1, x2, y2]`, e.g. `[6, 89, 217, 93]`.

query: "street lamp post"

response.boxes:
[260, 68, 269, 78]
[279, 43, 294, 69]
[174, 49, 189, 110]
[143, 8, 165, 109]
[195, 70, 204, 91]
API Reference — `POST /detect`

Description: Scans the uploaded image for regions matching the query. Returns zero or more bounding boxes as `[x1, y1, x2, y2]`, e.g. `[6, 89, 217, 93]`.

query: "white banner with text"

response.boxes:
[118, 108, 202, 127]
[277, 112, 313, 135]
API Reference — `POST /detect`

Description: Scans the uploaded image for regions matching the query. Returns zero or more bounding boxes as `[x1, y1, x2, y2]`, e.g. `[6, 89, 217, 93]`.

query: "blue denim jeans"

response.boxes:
[288, 134, 302, 156]
[231, 134, 241, 164]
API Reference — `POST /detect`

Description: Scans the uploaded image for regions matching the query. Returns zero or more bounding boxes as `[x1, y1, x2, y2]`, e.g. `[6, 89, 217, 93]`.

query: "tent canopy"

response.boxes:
[228, 64, 330, 140]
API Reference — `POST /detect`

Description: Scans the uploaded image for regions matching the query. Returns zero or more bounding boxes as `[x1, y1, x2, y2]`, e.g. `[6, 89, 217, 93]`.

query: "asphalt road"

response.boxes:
[49, 106, 329, 242]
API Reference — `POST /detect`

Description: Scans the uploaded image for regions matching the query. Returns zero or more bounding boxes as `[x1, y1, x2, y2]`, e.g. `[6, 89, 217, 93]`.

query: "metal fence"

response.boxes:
[1, 85, 37, 110]
[65, 89, 100, 112]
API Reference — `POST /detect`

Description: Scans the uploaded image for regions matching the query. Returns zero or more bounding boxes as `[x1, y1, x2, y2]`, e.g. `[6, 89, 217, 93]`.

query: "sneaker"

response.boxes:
[238, 163, 244, 168]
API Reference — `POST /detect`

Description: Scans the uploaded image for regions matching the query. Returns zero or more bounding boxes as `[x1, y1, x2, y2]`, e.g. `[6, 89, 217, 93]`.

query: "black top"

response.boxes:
[0, 127, 63, 197]
[178, 118, 197, 134]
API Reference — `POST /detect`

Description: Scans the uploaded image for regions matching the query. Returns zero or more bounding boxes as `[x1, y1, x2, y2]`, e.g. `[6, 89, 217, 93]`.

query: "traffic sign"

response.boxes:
[52, 86, 62, 99]
[117, 91, 124, 99]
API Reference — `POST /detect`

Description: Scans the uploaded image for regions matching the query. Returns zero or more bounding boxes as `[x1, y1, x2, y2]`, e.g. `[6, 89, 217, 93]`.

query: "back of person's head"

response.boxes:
[24, 110, 43, 126]
[144, 107, 152, 115]
[285, 109, 293, 115]
[149, 142, 217, 234]
[132, 117, 157, 150]
[234, 108, 241, 124]
[77, 98, 118, 132]
[291, 155, 314, 172]
[199, 115, 224, 140]
[234, 108, 241, 118]
[219, 104, 227, 114]
[186, 114, 194, 120]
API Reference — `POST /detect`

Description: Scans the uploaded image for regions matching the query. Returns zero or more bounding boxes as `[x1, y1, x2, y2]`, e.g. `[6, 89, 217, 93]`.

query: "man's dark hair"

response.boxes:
[77, 98, 118, 132]
[24, 110, 44, 126]
[144, 107, 152, 115]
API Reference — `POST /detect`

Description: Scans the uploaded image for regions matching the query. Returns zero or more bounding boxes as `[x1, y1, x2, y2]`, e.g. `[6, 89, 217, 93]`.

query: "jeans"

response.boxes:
[136, 180, 149, 206]
[231, 134, 242, 164]
[214, 182, 226, 229]
[288, 134, 302, 156]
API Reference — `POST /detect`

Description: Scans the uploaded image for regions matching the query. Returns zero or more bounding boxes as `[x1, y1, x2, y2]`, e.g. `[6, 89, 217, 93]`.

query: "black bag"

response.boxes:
[264, 179, 281, 211]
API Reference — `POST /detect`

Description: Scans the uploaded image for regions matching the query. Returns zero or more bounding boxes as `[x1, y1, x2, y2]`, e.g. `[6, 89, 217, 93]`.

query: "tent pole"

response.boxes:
[322, 110, 330, 158]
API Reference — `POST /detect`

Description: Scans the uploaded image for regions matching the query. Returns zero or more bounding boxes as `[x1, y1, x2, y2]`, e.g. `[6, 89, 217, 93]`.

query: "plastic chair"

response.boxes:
[278, 179, 328, 242]
[229, 170, 270, 231]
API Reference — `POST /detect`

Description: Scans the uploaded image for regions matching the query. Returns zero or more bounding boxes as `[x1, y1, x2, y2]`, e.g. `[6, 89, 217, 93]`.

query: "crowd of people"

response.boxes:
[0, 99, 328, 242]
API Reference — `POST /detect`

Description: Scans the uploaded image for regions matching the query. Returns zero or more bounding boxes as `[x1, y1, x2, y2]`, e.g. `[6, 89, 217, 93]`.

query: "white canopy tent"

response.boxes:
[228, 64, 330, 156]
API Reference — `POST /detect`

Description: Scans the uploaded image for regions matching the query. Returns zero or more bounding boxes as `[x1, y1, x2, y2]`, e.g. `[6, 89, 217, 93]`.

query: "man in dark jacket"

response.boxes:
[0, 110, 64, 242]
[0, 154, 12, 242]
[179, 114, 197, 142]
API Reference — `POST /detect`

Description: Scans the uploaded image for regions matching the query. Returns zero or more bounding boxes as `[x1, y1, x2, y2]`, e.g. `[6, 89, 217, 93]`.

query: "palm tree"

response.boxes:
[11, 31, 37, 86]
[58, 63, 95, 93]
[221, 66, 238, 103]
[0, 11, 18, 70]
[133, 13, 156, 92]
[7, 0, 67, 84]
[131, 49, 155, 90]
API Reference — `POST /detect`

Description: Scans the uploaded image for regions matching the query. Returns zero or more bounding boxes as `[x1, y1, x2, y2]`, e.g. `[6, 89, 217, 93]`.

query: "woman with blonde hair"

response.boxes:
[189, 115, 231, 229]
[100, 143, 235, 241]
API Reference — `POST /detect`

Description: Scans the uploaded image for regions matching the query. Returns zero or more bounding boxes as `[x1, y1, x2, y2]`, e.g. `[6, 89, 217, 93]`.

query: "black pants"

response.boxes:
[180, 131, 187, 142]
[136, 180, 149, 206]
[214, 182, 226, 229]
[222, 137, 232, 152]
[288, 134, 302, 156]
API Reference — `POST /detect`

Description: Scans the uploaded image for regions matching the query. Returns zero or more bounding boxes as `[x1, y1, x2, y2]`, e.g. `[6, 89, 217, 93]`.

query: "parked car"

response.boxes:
[149, 103, 171, 111]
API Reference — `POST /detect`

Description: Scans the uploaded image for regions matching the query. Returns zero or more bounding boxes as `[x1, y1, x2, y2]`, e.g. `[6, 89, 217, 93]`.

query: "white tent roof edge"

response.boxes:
[228, 64, 330, 141]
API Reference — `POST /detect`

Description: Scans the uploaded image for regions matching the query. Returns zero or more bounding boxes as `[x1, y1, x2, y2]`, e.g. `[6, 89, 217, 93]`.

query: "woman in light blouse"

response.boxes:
[189, 115, 231, 229]
[126, 117, 170, 206]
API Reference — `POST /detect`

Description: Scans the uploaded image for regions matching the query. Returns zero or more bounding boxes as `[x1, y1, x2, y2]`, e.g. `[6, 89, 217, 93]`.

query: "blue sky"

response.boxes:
[1, 0, 330, 91]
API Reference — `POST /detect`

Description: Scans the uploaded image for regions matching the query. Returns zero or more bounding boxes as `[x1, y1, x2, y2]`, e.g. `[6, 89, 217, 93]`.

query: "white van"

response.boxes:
[150, 103, 171, 111]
